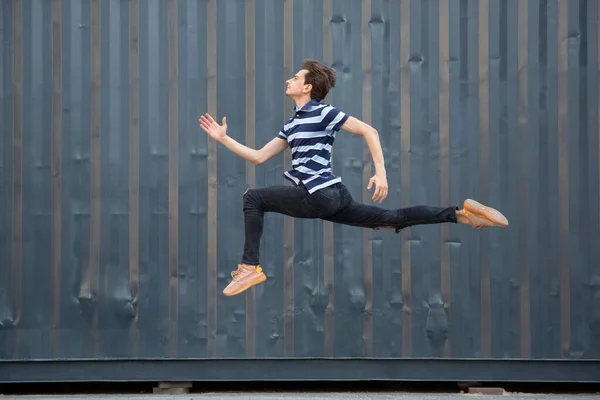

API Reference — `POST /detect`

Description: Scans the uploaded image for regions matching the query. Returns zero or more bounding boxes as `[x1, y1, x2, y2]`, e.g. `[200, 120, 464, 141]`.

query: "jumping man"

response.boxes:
[199, 59, 508, 297]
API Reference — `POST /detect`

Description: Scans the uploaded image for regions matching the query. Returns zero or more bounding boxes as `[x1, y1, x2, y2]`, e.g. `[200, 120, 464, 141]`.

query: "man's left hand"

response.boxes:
[367, 173, 388, 203]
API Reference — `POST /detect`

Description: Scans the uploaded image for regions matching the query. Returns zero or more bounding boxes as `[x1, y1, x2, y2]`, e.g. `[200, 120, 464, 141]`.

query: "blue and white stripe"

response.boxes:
[277, 100, 348, 194]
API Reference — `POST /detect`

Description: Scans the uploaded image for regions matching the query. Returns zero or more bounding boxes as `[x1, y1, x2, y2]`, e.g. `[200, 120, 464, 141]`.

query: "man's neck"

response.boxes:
[293, 96, 313, 110]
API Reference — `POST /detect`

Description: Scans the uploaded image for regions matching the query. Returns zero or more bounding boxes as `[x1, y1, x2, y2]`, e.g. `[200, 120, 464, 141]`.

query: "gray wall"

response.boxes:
[1, 0, 599, 363]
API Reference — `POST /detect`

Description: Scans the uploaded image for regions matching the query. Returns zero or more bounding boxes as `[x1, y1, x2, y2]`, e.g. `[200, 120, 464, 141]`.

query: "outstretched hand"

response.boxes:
[199, 113, 227, 142]
[368, 173, 388, 203]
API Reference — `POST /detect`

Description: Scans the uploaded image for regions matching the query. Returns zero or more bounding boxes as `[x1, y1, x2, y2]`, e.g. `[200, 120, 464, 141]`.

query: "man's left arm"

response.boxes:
[340, 116, 388, 203]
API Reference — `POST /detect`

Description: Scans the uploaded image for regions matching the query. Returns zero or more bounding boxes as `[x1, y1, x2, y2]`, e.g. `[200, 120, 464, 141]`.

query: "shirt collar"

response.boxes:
[294, 99, 321, 113]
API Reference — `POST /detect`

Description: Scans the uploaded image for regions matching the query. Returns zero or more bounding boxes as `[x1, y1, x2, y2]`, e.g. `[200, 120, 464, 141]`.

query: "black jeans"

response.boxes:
[241, 182, 457, 265]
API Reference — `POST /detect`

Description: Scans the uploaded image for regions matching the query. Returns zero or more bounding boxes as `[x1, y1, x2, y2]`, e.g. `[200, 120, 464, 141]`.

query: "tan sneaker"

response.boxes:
[461, 199, 509, 228]
[223, 264, 266, 296]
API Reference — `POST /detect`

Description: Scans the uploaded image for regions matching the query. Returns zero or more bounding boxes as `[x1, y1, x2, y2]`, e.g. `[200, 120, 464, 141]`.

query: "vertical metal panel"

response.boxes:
[399, 0, 411, 358]
[0, 0, 4, 357]
[292, 0, 326, 358]
[330, 0, 364, 358]
[22, 0, 53, 359]
[528, 0, 544, 359]
[167, 0, 178, 358]
[206, 0, 217, 359]
[282, 0, 294, 358]
[492, 0, 522, 358]
[517, 0, 531, 359]
[464, 0, 482, 358]
[215, 0, 246, 358]
[322, 0, 334, 359]
[12, 0, 25, 360]
[245, 0, 256, 197]
[50, 0, 62, 359]
[478, 0, 491, 358]
[447, 0, 461, 358]
[371, 0, 404, 359]
[596, 0, 600, 360]
[1, 0, 599, 365]
[174, 0, 209, 359]
[138, 0, 169, 358]
[593, 0, 600, 360]
[58, 0, 93, 360]
[98, 0, 134, 358]
[128, 0, 140, 359]
[254, 0, 285, 359]
[438, 0, 451, 359]
[367, 0, 381, 358]
[409, 0, 437, 358]
[488, 0, 499, 358]
[569, 0, 589, 360]
[88, 0, 101, 358]
[1, 0, 18, 360]
[544, 0, 562, 359]
[0, 2, 6, 353]
[557, 0, 570, 358]
[487, 0, 501, 357]
[244, 0, 257, 359]
[360, 0, 373, 358]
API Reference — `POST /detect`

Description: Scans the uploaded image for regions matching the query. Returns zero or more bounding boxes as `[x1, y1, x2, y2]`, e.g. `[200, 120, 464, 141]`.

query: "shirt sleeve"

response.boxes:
[326, 106, 349, 132]
[277, 128, 287, 140]
[278, 116, 295, 139]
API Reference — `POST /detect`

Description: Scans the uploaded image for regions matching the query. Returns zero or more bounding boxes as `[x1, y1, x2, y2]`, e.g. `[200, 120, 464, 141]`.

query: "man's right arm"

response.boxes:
[199, 113, 289, 166]
[220, 135, 288, 166]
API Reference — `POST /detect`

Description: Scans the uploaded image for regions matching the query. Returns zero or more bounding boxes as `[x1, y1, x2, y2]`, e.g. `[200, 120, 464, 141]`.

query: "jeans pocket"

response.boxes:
[300, 186, 341, 217]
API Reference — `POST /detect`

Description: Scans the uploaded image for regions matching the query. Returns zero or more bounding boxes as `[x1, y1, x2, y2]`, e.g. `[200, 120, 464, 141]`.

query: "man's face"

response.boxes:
[285, 69, 311, 98]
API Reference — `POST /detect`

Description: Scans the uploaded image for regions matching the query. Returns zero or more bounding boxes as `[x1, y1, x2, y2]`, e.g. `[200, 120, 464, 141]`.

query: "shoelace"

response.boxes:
[231, 266, 245, 279]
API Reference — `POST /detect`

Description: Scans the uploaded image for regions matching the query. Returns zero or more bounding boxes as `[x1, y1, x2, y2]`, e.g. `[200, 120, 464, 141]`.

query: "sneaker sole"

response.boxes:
[223, 273, 267, 297]
[464, 199, 508, 227]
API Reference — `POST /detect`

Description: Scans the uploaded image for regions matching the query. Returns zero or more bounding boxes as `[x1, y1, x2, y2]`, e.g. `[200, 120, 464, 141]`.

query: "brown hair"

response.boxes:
[301, 59, 337, 101]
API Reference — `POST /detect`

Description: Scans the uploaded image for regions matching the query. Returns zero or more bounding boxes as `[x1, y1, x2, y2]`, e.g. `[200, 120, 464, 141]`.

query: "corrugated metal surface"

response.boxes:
[0, 0, 599, 364]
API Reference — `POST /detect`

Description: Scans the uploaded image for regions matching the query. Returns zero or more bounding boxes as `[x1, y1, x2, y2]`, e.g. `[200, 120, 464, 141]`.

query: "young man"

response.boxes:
[199, 59, 508, 297]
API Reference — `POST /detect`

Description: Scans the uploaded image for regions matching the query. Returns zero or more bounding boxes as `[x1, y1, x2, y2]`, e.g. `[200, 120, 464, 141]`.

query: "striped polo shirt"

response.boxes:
[277, 99, 349, 194]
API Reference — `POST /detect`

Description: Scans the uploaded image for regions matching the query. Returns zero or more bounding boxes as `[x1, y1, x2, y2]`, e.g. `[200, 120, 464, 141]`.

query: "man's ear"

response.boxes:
[303, 83, 312, 94]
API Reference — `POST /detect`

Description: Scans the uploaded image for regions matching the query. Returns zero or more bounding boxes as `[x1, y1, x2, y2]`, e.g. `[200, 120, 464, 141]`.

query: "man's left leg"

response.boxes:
[321, 183, 508, 231]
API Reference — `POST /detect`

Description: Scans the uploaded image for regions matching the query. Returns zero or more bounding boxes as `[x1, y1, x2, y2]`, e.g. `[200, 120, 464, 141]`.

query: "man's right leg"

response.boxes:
[241, 185, 319, 265]
[223, 184, 321, 296]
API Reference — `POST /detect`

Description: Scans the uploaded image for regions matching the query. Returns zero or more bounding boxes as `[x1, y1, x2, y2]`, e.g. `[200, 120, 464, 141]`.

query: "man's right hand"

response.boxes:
[198, 113, 289, 166]
[199, 113, 227, 142]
